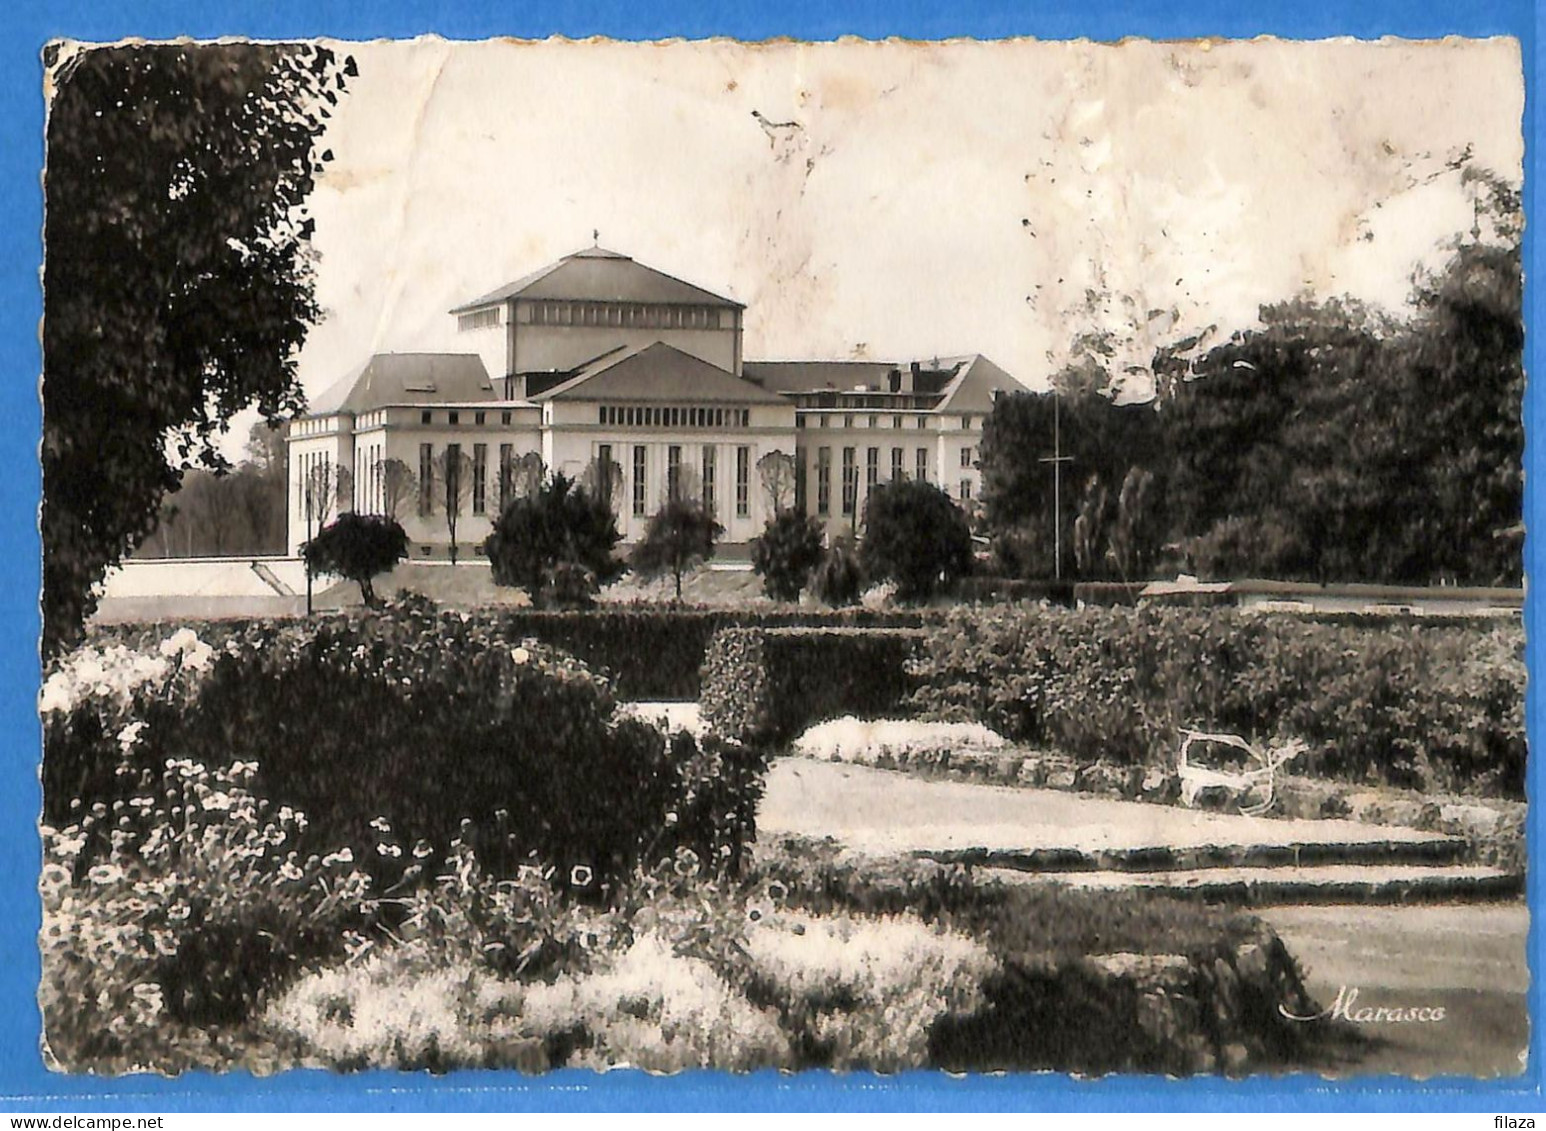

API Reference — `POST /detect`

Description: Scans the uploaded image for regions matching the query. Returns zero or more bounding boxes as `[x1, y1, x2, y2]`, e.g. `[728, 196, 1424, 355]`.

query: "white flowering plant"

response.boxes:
[39, 749, 378, 1071]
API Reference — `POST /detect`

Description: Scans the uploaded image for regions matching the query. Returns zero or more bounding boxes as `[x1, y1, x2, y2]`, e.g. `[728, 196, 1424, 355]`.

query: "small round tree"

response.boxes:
[860, 479, 974, 602]
[483, 473, 623, 605]
[749, 510, 825, 601]
[810, 536, 865, 607]
[302, 512, 409, 607]
[630, 498, 723, 603]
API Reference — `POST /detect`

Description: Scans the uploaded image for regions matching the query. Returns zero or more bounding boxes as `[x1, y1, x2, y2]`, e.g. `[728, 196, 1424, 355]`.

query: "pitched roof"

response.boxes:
[450, 247, 745, 314]
[531, 342, 790, 405]
[932, 354, 1027, 414]
[743, 355, 1029, 410]
[742, 360, 901, 393]
[306, 353, 498, 416]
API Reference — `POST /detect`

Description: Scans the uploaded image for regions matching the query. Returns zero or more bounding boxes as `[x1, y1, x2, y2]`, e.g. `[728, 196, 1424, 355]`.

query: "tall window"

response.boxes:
[632, 446, 647, 516]
[817, 447, 831, 515]
[736, 446, 750, 518]
[841, 447, 857, 516]
[960, 446, 975, 468]
[960, 479, 973, 501]
[866, 447, 879, 494]
[702, 445, 716, 518]
[794, 448, 807, 514]
[891, 447, 904, 481]
[668, 445, 683, 502]
[916, 447, 928, 483]
[472, 444, 488, 515]
[419, 443, 434, 515]
[597, 444, 614, 509]
[498, 443, 514, 509]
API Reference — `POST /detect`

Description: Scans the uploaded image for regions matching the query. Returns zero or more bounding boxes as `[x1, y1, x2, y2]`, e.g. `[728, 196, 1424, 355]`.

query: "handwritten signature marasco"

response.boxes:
[1279, 985, 1447, 1024]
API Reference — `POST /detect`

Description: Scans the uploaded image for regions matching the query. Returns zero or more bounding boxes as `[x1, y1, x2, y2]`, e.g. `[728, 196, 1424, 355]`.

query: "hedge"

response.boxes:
[907, 606, 1527, 797]
[47, 610, 770, 889]
[90, 605, 937, 701]
[700, 627, 924, 747]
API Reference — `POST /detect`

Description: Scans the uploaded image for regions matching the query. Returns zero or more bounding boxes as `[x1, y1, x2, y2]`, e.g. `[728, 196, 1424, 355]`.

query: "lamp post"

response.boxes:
[1038, 391, 1073, 581]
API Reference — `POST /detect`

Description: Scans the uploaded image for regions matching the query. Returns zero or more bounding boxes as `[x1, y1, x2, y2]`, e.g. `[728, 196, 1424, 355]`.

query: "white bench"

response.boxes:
[1177, 730, 1306, 817]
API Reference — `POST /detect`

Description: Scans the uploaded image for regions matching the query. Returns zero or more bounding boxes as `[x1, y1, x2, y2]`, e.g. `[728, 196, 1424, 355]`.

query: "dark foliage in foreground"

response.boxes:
[46, 609, 767, 890]
[43, 43, 351, 655]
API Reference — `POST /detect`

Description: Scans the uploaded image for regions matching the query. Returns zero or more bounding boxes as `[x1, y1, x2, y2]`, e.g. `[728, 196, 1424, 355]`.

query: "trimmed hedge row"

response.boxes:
[91, 605, 936, 701]
[908, 606, 1526, 797]
[48, 611, 769, 888]
[700, 627, 924, 746]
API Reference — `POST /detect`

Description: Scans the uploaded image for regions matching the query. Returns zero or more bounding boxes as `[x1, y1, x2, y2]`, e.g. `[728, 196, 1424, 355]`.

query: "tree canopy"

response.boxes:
[43, 42, 352, 654]
[630, 498, 723, 602]
[302, 512, 408, 607]
[483, 473, 623, 604]
[979, 173, 1523, 588]
[860, 479, 974, 602]
[750, 510, 825, 601]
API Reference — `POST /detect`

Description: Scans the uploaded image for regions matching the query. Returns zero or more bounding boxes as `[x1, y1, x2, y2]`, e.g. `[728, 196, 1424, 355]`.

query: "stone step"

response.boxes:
[913, 835, 1472, 874]
[979, 863, 1524, 906]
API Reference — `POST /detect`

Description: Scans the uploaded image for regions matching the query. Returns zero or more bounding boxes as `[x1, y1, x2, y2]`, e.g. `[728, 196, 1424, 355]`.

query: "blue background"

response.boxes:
[1, 0, 1539, 1112]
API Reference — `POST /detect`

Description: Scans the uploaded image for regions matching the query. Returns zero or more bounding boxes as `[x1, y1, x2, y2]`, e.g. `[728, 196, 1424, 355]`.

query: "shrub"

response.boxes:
[907, 606, 1526, 796]
[860, 479, 974, 602]
[750, 511, 826, 601]
[44, 614, 768, 892]
[700, 627, 924, 747]
[302, 512, 408, 607]
[629, 499, 723, 602]
[482, 473, 623, 604]
[84, 607, 944, 701]
[810, 538, 865, 607]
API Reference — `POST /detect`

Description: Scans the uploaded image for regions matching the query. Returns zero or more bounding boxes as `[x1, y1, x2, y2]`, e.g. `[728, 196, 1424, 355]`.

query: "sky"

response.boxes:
[262, 34, 1522, 447]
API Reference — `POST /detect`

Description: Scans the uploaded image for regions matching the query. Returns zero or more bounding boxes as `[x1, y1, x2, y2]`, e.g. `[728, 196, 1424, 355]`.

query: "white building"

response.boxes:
[287, 246, 1026, 558]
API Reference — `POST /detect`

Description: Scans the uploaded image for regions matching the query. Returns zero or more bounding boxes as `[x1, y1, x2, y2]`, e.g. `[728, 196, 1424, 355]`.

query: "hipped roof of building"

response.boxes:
[450, 247, 745, 314]
[305, 353, 498, 417]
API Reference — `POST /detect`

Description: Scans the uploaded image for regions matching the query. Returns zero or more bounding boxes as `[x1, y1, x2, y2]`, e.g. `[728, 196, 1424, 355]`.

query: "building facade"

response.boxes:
[287, 247, 1026, 558]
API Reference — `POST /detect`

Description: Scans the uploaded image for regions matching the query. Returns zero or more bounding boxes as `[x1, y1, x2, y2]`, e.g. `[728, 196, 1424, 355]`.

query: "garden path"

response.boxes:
[759, 757, 1453, 857]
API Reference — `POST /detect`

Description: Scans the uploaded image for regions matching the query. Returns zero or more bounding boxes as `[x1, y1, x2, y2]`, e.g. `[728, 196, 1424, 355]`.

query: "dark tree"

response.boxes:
[810, 536, 865, 608]
[750, 510, 825, 601]
[1108, 466, 1157, 580]
[860, 479, 973, 602]
[483, 473, 623, 604]
[978, 389, 1162, 579]
[303, 512, 408, 607]
[630, 499, 723, 603]
[42, 42, 352, 655]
